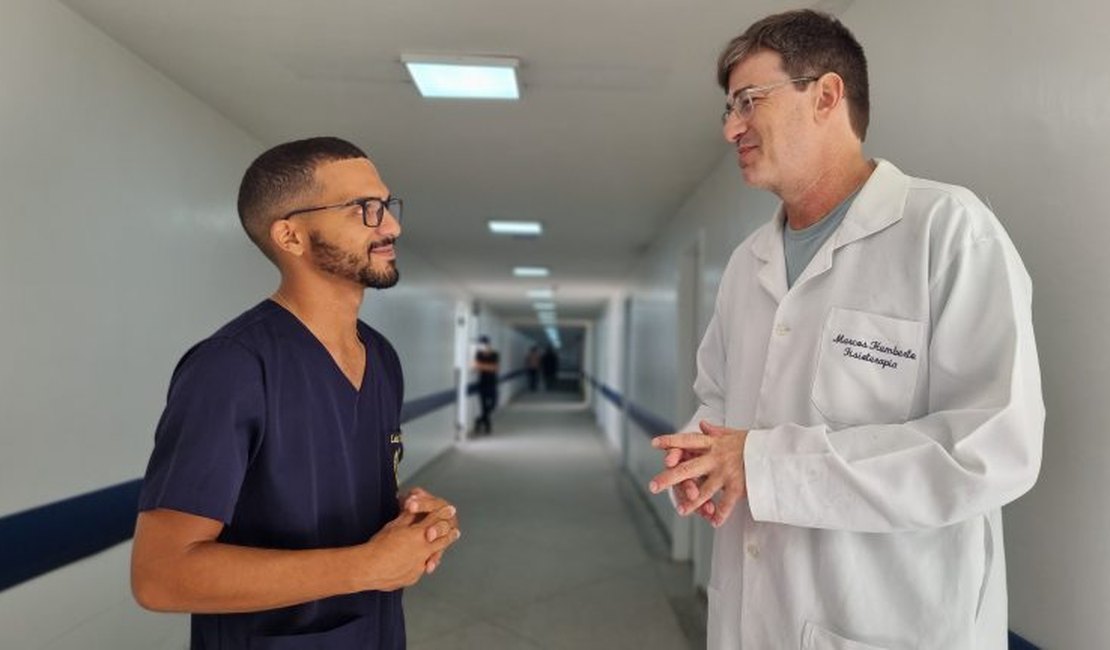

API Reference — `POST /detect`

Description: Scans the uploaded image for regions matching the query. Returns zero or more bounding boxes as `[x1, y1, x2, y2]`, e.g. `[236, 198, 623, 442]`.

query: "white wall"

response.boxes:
[0, 0, 264, 646]
[592, 293, 626, 455]
[0, 1, 471, 648]
[618, 0, 1110, 644]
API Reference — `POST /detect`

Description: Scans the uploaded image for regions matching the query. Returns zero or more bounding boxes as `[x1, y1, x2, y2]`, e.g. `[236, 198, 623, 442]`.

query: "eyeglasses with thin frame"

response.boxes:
[282, 196, 403, 228]
[721, 76, 819, 124]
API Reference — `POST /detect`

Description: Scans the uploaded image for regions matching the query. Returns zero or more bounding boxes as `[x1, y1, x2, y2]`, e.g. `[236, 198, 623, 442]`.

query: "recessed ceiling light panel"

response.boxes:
[403, 55, 520, 99]
[489, 220, 543, 236]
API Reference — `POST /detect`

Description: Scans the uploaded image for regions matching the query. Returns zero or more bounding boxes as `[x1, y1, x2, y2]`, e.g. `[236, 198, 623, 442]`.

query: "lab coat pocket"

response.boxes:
[812, 308, 924, 426]
[802, 621, 888, 650]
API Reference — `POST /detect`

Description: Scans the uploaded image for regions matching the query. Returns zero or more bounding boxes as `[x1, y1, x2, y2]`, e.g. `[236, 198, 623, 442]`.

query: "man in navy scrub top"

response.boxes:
[131, 137, 461, 650]
[472, 335, 500, 434]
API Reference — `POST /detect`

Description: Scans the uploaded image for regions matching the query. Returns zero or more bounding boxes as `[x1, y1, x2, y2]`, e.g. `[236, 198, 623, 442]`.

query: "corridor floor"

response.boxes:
[403, 399, 705, 650]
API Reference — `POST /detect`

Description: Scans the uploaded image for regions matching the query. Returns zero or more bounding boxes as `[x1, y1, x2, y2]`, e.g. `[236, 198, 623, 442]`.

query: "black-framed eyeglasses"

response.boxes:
[282, 196, 403, 228]
[722, 76, 819, 124]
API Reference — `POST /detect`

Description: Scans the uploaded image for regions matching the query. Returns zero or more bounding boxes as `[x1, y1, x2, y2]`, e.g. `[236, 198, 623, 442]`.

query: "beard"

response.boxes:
[308, 230, 399, 289]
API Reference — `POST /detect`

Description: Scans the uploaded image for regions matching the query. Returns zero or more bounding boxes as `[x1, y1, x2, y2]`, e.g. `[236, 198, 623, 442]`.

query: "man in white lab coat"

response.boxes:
[649, 10, 1043, 649]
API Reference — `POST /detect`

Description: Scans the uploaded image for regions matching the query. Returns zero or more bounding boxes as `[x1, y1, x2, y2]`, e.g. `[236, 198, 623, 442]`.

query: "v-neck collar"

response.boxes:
[266, 299, 368, 393]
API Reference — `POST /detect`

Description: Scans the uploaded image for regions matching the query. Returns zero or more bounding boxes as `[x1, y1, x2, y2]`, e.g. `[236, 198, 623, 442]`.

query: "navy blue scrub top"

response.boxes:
[139, 300, 406, 650]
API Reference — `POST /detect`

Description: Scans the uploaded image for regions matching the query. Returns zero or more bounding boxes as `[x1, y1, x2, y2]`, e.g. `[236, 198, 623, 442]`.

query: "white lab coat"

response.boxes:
[685, 160, 1044, 649]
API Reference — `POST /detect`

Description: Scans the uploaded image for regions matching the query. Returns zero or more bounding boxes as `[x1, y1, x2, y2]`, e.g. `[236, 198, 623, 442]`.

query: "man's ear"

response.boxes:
[270, 218, 306, 258]
[813, 72, 846, 124]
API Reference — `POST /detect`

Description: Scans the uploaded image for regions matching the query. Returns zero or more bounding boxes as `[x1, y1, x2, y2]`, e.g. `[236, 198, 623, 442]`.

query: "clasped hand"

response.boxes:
[649, 421, 748, 528]
[398, 487, 460, 574]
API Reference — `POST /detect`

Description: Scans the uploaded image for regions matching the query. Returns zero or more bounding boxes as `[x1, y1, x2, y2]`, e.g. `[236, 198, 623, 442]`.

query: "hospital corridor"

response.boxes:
[2, 1, 1109, 649]
[402, 399, 703, 650]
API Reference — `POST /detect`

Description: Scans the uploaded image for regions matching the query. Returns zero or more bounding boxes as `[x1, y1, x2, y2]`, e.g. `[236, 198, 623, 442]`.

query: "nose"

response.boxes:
[378, 208, 401, 238]
[722, 113, 747, 144]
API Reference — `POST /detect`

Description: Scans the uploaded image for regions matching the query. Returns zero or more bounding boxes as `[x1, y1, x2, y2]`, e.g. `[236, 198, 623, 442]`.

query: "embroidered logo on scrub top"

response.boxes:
[390, 431, 404, 487]
[833, 333, 917, 370]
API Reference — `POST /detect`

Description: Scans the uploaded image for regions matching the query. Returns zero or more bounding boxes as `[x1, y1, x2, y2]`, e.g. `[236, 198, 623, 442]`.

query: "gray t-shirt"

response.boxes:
[784, 190, 859, 288]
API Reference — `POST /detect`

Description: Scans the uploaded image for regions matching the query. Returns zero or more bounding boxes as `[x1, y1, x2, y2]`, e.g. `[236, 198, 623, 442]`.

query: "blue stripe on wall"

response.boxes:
[0, 480, 142, 591]
[399, 388, 456, 422]
[589, 378, 1042, 650]
[585, 375, 624, 409]
[585, 374, 673, 436]
[626, 401, 675, 438]
[0, 371, 527, 593]
[403, 369, 527, 421]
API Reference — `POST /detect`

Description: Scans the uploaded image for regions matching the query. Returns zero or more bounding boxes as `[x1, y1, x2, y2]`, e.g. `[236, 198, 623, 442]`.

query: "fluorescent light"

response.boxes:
[489, 220, 543, 236]
[526, 288, 554, 300]
[403, 56, 520, 99]
[537, 310, 557, 322]
[513, 266, 549, 278]
[532, 302, 556, 311]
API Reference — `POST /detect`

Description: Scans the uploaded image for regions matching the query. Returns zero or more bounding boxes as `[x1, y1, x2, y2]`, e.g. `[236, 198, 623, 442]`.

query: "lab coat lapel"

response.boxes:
[792, 159, 910, 288]
[751, 211, 788, 303]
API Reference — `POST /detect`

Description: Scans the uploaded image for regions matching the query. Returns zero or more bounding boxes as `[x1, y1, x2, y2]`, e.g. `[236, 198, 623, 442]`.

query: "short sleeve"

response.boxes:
[138, 338, 265, 524]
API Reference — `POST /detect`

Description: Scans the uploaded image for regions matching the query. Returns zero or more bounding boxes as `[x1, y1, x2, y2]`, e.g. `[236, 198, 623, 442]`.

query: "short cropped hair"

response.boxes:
[237, 136, 368, 259]
[717, 10, 870, 140]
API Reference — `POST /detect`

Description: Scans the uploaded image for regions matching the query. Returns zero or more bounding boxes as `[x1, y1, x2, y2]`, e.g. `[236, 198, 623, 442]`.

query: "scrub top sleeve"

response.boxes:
[138, 338, 265, 524]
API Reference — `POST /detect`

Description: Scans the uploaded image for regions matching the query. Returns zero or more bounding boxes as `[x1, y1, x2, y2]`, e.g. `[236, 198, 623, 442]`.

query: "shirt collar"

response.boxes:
[751, 158, 909, 262]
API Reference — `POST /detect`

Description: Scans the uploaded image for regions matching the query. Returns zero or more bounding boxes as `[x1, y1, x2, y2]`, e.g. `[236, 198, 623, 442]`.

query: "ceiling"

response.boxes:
[60, 0, 838, 319]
